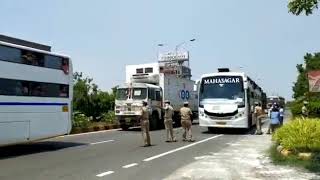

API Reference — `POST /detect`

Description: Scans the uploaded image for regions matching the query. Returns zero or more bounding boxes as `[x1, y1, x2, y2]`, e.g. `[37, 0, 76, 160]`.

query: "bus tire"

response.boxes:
[150, 112, 159, 130]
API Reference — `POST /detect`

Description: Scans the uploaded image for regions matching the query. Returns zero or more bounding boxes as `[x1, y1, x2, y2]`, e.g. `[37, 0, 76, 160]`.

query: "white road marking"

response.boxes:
[96, 171, 114, 177]
[143, 134, 223, 162]
[90, 140, 114, 145]
[122, 163, 138, 169]
[59, 128, 121, 138]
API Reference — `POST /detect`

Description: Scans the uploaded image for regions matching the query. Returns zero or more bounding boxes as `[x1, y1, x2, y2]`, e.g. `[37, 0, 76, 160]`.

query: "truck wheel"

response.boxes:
[150, 113, 159, 130]
[120, 124, 129, 131]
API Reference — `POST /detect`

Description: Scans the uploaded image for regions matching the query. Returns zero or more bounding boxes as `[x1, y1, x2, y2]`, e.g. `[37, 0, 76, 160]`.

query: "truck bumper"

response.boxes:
[116, 115, 140, 127]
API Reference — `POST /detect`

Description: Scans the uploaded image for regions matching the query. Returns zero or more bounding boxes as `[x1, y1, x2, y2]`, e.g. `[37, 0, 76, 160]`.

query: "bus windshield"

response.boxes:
[116, 88, 147, 100]
[200, 76, 244, 102]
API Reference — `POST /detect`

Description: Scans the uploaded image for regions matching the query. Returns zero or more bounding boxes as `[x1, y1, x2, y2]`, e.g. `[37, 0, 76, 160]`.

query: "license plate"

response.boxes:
[216, 121, 226, 125]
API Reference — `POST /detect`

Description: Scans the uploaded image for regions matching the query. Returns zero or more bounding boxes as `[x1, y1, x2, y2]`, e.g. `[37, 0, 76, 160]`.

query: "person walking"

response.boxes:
[163, 100, 176, 142]
[180, 102, 194, 142]
[267, 105, 281, 134]
[254, 102, 263, 135]
[140, 101, 151, 147]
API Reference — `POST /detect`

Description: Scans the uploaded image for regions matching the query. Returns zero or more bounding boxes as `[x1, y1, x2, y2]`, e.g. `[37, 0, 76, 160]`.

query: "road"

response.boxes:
[0, 122, 255, 180]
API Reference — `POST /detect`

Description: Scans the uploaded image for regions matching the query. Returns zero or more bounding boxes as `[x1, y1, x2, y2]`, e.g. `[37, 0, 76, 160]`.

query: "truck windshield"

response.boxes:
[199, 76, 244, 101]
[116, 88, 147, 100]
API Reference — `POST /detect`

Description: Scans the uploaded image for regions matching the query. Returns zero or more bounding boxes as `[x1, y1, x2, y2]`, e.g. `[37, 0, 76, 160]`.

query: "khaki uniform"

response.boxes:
[180, 107, 193, 141]
[302, 106, 308, 117]
[140, 106, 151, 146]
[164, 105, 176, 142]
[254, 105, 263, 135]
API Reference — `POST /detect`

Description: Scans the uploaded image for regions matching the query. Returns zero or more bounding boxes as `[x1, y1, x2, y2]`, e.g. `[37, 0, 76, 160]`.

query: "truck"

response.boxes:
[115, 61, 198, 130]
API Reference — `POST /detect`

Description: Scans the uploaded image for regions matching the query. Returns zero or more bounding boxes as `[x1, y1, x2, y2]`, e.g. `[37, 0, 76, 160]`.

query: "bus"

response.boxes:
[196, 68, 265, 131]
[267, 96, 285, 107]
[0, 40, 73, 146]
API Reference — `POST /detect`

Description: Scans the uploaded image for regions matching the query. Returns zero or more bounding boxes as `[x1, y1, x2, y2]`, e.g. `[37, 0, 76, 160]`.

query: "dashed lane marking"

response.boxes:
[96, 171, 114, 177]
[143, 134, 223, 162]
[122, 163, 138, 169]
[90, 140, 114, 145]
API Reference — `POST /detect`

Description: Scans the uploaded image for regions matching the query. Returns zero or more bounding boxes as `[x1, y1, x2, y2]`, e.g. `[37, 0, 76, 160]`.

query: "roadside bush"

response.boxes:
[290, 98, 320, 117]
[101, 111, 116, 124]
[273, 118, 320, 153]
[72, 112, 90, 128]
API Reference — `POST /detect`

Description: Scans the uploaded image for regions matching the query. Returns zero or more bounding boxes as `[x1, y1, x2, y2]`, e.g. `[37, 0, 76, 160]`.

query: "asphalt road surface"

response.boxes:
[0, 121, 259, 180]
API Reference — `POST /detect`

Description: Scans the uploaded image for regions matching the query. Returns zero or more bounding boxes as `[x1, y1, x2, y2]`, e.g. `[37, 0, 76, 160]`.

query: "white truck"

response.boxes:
[115, 62, 198, 130]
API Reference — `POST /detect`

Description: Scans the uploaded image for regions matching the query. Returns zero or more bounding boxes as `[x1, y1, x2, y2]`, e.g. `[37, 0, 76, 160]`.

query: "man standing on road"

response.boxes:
[140, 101, 151, 147]
[163, 100, 176, 143]
[180, 102, 194, 142]
[254, 102, 263, 135]
[302, 101, 309, 118]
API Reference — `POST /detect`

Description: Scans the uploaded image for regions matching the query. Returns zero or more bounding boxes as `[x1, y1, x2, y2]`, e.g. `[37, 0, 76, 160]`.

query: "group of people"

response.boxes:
[139, 100, 194, 147]
[254, 102, 284, 135]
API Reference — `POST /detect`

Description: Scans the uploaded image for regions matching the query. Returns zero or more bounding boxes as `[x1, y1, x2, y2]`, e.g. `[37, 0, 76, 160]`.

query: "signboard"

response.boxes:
[308, 70, 320, 92]
[158, 51, 189, 62]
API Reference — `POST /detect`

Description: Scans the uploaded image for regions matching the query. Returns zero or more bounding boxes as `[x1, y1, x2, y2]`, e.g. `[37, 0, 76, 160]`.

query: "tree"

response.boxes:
[288, 0, 319, 16]
[73, 72, 115, 121]
[292, 53, 320, 99]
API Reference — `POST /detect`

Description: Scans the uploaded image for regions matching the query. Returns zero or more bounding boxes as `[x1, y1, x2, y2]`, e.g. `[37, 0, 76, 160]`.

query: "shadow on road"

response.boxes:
[0, 141, 86, 160]
[202, 127, 256, 135]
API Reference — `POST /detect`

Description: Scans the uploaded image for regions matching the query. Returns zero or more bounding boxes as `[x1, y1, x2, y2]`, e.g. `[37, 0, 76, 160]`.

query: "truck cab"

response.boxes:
[115, 83, 163, 130]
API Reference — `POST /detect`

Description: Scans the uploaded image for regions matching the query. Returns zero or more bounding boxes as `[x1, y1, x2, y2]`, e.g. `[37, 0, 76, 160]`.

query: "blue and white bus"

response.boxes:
[196, 68, 265, 131]
[0, 41, 73, 146]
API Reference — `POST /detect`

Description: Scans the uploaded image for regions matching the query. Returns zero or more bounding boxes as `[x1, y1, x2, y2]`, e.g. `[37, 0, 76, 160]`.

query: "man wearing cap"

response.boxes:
[180, 102, 194, 142]
[140, 101, 151, 147]
[254, 102, 263, 135]
[163, 100, 176, 142]
[302, 101, 309, 117]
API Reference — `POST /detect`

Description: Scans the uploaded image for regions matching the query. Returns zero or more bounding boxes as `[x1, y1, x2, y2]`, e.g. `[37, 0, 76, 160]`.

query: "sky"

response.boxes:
[1, 0, 320, 100]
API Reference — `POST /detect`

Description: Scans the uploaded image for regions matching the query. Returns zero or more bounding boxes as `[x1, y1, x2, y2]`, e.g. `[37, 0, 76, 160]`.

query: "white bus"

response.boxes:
[196, 68, 265, 131]
[0, 41, 73, 146]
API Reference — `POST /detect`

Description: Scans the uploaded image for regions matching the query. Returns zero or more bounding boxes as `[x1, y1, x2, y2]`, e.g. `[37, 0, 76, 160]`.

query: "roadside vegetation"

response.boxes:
[270, 118, 320, 173]
[71, 72, 118, 134]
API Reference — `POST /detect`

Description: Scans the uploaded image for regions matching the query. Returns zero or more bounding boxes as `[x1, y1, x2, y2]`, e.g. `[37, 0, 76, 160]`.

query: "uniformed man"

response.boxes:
[140, 101, 151, 147]
[163, 100, 176, 142]
[254, 102, 263, 135]
[180, 102, 194, 142]
[302, 101, 309, 118]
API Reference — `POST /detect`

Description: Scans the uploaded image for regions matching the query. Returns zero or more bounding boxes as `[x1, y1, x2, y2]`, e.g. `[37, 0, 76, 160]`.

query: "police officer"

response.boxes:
[254, 102, 263, 135]
[163, 100, 176, 142]
[302, 101, 309, 118]
[140, 101, 151, 147]
[180, 102, 194, 142]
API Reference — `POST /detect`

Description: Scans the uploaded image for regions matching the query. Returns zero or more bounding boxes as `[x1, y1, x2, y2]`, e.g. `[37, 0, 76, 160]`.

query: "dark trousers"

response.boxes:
[279, 116, 284, 126]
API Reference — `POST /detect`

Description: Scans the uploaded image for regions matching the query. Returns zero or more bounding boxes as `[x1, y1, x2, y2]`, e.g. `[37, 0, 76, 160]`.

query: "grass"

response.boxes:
[269, 144, 320, 174]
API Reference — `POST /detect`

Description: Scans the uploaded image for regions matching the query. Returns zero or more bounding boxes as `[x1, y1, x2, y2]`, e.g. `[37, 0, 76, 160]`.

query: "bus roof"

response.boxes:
[0, 41, 70, 59]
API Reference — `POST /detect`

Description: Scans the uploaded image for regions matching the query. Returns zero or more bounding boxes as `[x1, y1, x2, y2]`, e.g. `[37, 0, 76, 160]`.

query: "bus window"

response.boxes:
[0, 45, 21, 63]
[21, 50, 44, 67]
[61, 58, 69, 74]
[59, 85, 69, 97]
[44, 55, 62, 69]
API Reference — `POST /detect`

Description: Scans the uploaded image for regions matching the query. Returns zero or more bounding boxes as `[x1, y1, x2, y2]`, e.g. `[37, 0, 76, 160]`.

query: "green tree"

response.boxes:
[73, 72, 115, 121]
[293, 53, 320, 99]
[288, 0, 319, 16]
